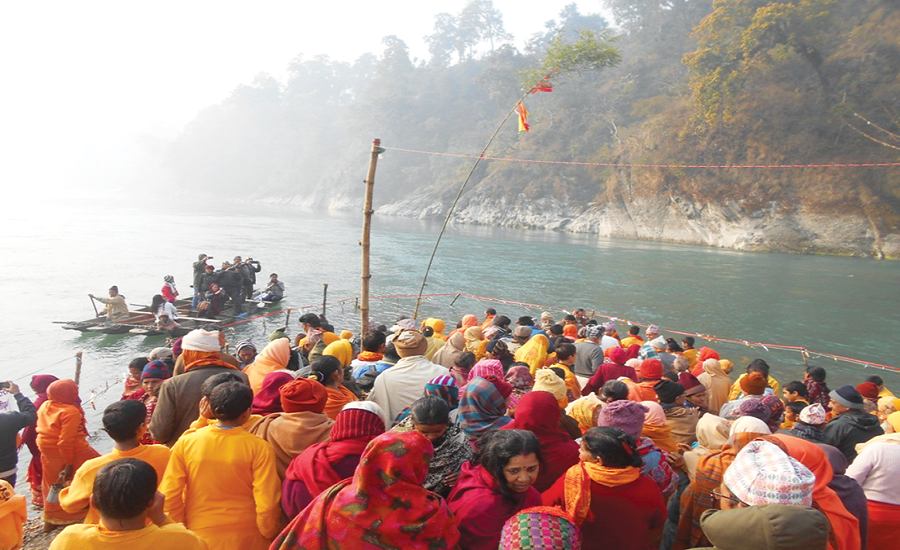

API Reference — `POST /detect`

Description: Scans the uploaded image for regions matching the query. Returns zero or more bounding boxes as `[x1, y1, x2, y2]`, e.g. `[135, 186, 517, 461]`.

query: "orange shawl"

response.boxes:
[323, 385, 358, 420]
[564, 462, 640, 525]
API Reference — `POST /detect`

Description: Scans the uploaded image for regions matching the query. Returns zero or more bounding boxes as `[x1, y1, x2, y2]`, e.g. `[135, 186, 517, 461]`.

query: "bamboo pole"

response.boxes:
[74, 351, 83, 385]
[361, 138, 383, 336]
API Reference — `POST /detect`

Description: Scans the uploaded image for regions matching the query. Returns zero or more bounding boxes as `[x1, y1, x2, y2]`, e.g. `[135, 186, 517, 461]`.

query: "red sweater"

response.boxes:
[543, 474, 665, 550]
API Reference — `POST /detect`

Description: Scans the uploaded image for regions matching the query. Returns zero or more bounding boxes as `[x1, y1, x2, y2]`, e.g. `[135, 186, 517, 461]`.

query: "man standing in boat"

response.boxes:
[191, 253, 212, 311]
[236, 256, 261, 299]
[89, 286, 127, 320]
[218, 261, 245, 316]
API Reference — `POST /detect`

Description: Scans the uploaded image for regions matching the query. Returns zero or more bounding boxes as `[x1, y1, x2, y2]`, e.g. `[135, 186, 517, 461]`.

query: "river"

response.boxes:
[2, 196, 899, 496]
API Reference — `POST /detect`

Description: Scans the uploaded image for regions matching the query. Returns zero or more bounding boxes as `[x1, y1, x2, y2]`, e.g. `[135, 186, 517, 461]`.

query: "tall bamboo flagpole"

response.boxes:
[361, 138, 384, 335]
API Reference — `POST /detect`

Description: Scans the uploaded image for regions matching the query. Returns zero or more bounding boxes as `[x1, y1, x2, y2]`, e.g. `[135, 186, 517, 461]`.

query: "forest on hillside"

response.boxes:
[166, 0, 900, 257]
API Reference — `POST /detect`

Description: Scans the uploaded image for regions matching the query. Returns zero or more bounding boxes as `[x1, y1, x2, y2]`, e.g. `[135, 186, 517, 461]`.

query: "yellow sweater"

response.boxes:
[48, 519, 206, 550]
[727, 373, 781, 401]
[59, 444, 171, 525]
[159, 425, 281, 550]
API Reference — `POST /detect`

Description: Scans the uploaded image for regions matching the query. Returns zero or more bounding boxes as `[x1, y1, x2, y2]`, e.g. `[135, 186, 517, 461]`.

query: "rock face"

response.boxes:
[270, 187, 897, 259]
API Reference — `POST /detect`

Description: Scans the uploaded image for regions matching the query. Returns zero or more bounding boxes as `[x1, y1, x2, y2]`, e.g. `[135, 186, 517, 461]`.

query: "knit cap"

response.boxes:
[533, 369, 567, 407]
[646, 324, 660, 335]
[500, 506, 582, 549]
[855, 382, 879, 400]
[830, 385, 864, 410]
[649, 336, 667, 350]
[608, 347, 628, 365]
[331, 406, 386, 441]
[141, 360, 170, 381]
[279, 378, 328, 413]
[654, 380, 685, 404]
[723, 440, 814, 507]
[596, 400, 648, 439]
[740, 372, 768, 396]
[798, 403, 827, 425]
[603, 321, 617, 331]
[640, 359, 663, 380]
[182, 329, 221, 352]
[738, 398, 769, 422]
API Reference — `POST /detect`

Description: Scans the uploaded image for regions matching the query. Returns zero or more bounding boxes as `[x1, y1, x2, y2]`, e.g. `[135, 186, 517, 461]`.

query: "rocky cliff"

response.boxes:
[264, 185, 898, 259]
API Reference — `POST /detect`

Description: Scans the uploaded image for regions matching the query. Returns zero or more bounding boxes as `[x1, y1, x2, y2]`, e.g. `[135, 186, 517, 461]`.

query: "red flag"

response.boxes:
[516, 102, 530, 133]
[530, 76, 553, 93]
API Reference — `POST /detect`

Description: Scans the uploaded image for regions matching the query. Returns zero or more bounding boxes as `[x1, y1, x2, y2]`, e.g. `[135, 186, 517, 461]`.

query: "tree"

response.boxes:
[684, 0, 835, 125]
[425, 13, 459, 66]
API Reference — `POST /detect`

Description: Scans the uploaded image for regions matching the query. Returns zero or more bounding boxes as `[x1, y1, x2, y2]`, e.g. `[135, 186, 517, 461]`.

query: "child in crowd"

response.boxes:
[781, 401, 807, 431]
[59, 401, 170, 524]
[49, 458, 206, 549]
[0, 480, 26, 550]
[122, 358, 149, 399]
[160, 381, 281, 550]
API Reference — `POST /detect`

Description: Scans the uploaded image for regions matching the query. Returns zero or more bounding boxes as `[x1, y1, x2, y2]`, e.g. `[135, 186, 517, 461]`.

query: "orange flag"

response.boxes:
[517, 102, 530, 133]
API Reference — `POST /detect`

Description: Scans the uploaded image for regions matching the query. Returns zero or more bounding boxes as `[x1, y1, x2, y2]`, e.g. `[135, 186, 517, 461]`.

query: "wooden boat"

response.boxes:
[59, 294, 283, 336]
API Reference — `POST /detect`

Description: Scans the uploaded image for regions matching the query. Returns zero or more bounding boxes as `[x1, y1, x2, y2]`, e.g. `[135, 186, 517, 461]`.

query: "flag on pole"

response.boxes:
[530, 78, 553, 93]
[517, 102, 530, 133]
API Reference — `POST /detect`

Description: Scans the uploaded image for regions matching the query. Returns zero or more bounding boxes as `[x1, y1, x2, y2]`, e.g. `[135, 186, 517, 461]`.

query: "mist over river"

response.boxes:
[2, 196, 899, 496]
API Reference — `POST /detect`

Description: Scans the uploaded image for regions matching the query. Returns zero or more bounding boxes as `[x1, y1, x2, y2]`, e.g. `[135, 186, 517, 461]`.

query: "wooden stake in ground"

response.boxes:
[74, 351, 83, 385]
[361, 138, 383, 335]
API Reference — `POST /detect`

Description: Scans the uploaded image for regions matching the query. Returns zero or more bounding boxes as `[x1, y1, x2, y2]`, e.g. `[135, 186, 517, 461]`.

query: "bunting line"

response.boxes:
[383, 146, 900, 169]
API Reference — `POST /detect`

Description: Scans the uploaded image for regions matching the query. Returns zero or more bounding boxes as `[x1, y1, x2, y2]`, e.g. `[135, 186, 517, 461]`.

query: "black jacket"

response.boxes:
[0, 393, 37, 472]
[822, 409, 883, 462]
[199, 271, 219, 293]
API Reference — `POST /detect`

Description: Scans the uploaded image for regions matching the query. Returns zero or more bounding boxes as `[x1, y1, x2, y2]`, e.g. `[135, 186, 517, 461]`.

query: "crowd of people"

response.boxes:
[1, 307, 898, 550]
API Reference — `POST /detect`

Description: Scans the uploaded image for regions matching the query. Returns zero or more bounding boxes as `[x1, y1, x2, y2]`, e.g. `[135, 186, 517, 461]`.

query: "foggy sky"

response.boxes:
[0, 0, 605, 198]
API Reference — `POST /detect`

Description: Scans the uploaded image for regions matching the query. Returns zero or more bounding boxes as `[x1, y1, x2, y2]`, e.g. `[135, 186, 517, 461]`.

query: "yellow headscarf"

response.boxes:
[422, 318, 446, 341]
[323, 339, 353, 367]
[514, 334, 549, 374]
[464, 326, 483, 354]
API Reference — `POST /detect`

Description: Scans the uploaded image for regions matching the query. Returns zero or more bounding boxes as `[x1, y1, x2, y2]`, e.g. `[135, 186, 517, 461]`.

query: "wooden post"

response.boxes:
[322, 284, 329, 318]
[74, 351, 83, 385]
[361, 138, 382, 336]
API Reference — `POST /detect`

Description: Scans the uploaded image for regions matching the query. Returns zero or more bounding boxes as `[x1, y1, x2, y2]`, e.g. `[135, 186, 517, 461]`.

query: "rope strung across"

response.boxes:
[384, 146, 900, 169]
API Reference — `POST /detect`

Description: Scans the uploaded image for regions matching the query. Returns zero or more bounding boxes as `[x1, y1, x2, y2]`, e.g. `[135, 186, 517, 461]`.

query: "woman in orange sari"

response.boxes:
[36, 379, 99, 530]
[310, 356, 358, 420]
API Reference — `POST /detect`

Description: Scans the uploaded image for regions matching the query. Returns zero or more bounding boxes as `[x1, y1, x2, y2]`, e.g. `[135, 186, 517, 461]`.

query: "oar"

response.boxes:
[89, 295, 100, 318]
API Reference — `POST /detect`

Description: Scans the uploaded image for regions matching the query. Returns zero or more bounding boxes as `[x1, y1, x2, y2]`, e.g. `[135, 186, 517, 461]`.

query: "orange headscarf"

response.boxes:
[449, 315, 479, 338]
[563, 324, 578, 340]
[244, 339, 291, 394]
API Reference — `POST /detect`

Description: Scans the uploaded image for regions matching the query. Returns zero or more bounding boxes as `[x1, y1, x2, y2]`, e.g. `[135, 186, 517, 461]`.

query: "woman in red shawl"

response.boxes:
[251, 371, 294, 416]
[20, 374, 58, 506]
[447, 430, 542, 550]
[271, 430, 459, 550]
[543, 427, 665, 550]
[501, 391, 578, 492]
[281, 402, 386, 518]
